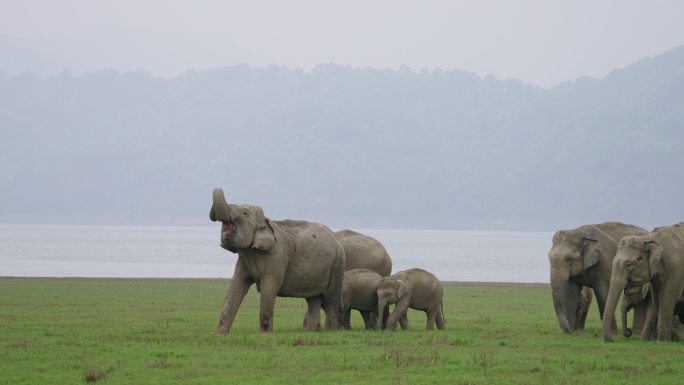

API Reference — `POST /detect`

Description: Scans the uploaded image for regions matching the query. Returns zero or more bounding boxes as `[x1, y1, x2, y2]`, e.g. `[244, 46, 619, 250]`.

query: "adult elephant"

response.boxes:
[548, 222, 648, 333]
[209, 188, 345, 334]
[335, 229, 392, 275]
[303, 229, 393, 329]
[603, 223, 684, 342]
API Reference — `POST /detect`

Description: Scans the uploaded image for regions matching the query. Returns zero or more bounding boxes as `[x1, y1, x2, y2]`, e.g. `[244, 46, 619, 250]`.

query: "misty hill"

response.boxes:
[1, 47, 683, 230]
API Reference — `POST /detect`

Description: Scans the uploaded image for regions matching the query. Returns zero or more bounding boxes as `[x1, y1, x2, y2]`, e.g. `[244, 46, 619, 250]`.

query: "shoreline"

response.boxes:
[0, 276, 550, 287]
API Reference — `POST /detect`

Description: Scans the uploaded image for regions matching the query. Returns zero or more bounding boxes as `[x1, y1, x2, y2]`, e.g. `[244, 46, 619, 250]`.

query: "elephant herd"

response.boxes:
[549, 221, 684, 342]
[209, 188, 684, 343]
[209, 188, 445, 334]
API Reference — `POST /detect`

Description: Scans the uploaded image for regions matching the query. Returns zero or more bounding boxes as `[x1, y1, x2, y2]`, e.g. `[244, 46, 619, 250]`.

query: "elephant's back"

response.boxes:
[592, 222, 648, 241]
[336, 230, 392, 276]
[402, 268, 443, 310]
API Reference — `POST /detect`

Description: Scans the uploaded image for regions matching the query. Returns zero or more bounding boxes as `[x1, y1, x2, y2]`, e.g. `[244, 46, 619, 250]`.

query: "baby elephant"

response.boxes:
[341, 269, 389, 330]
[376, 268, 446, 330]
[574, 286, 593, 331]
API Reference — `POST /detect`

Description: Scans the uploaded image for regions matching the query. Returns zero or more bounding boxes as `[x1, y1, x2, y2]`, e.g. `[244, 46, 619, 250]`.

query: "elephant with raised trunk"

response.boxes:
[603, 223, 684, 342]
[209, 188, 345, 334]
[341, 268, 389, 330]
[548, 222, 648, 333]
[376, 268, 446, 331]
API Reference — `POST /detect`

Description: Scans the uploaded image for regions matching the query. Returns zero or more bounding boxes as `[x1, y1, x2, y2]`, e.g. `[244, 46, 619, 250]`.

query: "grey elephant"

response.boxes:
[341, 268, 389, 330]
[621, 282, 684, 340]
[574, 286, 594, 331]
[336, 229, 392, 275]
[548, 222, 648, 333]
[303, 229, 393, 329]
[209, 188, 345, 334]
[620, 283, 651, 337]
[602, 222, 684, 342]
[376, 268, 446, 330]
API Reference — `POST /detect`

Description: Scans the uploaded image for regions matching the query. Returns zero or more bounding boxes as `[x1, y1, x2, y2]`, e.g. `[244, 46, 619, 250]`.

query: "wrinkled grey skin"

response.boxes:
[336, 230, 392, 276]
[377, 268, 446, 331]
[574, 286, 594, 331]
[620, 283, 651, 338]
[603, 223, 684, 342]
[210, 188, 345, 334]
[303, 229, 392, 329]
[548, 222, 648, 333]
[341, 268, 389, 330]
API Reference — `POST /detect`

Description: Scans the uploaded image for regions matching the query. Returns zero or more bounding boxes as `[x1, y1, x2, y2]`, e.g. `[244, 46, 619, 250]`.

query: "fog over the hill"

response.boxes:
[1, 46, 683, 230]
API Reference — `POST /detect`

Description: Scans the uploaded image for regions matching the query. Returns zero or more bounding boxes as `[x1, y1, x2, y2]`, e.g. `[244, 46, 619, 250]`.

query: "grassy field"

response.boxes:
[1, 278, 683, 385]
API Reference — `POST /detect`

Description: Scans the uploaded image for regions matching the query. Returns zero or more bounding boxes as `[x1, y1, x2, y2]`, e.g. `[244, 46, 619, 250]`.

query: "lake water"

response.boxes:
[0, 224, 553, 283]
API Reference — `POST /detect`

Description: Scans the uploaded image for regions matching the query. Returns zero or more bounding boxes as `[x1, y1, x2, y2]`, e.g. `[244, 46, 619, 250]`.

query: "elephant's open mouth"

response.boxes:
[222, 221, 236, 234]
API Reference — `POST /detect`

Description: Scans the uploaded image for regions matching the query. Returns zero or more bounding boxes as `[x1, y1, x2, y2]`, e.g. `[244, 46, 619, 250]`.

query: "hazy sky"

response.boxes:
[1, 0, 683, 87]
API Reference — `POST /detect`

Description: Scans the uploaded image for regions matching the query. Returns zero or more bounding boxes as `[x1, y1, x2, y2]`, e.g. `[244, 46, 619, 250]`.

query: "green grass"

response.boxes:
[1, 278, 682, 385]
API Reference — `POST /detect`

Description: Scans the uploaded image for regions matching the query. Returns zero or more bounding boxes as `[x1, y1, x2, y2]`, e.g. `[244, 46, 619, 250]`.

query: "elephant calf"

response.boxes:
[341, 268, 388, 330]
[620, 284, 651, 337]
[376, 268, 446, 331]
[574, 286, 593, 331]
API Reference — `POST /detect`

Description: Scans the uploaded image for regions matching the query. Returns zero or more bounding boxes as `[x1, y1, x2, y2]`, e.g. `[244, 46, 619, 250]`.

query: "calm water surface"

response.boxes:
[0, 224, 553, 283]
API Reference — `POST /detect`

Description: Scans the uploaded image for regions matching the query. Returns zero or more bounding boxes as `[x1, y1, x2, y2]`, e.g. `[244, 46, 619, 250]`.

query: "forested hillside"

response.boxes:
[1, 47, 682, 230]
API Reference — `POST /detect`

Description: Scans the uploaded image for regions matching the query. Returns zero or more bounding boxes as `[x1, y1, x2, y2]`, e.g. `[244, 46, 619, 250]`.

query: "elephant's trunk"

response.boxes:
[603, 273, 627, 342]
[377, 300, 386, 330]
[210, 188, 231, 222]
[550, 274, 578, 333]
[621, 294, 632, 337]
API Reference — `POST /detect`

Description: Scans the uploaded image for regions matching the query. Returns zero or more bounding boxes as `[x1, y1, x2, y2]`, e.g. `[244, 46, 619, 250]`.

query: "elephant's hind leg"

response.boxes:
[426, 309, 437, 330]
[303, 296, 322, 330]
[321, 295, 342, 329]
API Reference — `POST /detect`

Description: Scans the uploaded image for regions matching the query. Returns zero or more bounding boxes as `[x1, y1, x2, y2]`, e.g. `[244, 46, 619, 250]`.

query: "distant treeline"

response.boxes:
[1, 47, 683, 230]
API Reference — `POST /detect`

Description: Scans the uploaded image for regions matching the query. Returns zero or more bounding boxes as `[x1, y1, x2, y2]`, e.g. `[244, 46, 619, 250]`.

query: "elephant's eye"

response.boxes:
[563, 256, 572, 264]
[242, 211, 248, 216]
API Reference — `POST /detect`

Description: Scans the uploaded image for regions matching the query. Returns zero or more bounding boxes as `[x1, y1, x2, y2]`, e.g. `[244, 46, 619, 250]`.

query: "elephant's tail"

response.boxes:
[441, 300, 447, 325]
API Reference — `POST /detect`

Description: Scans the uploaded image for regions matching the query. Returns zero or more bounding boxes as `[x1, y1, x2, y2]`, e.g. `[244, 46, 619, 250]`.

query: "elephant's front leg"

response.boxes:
[217, 262, 253, 334]
[594, 283, 616, 331]
[386, 297, 410, 331]
[366, 312, 380, 330]
[641, 302, 658, 341]
[257, 280, 282, 333]
[399, 314, 409, 330]
[656, 290, 676, 342]
[360, 311, 374, 330]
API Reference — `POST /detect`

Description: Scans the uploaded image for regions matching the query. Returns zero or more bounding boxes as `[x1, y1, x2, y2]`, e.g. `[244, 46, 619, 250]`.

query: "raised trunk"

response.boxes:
[210, 188, 231, 222]
[621, 294, 632, 337]
[550, 277, 579, 333]
[602, 273, 627, 342]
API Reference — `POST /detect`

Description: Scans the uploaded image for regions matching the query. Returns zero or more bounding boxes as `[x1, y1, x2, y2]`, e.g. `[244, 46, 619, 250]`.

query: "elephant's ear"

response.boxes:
[396, 280, 406, 299]
[251, 207, 275, 253]
[645, 240, 664, 278]
[581, 236, 602, 269]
